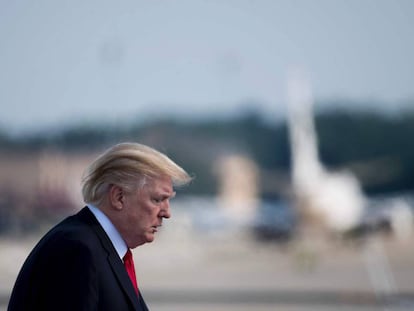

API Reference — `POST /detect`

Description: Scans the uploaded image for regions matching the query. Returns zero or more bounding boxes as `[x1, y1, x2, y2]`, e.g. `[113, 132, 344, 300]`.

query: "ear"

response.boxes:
[109, 185, 124, 211]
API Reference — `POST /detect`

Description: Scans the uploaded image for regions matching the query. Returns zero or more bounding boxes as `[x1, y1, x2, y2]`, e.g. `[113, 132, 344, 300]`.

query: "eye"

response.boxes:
[152, 197, 162, 204]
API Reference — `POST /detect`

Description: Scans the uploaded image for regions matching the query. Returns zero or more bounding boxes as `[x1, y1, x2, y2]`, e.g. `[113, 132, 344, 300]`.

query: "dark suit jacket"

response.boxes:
[8, 207, 149, 311]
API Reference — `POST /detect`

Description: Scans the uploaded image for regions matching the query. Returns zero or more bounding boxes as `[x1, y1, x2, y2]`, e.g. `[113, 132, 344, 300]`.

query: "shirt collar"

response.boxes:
[87, 204, 127, 259]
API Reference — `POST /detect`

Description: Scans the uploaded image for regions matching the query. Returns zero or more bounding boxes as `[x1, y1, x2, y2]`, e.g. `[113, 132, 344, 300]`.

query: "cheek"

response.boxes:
[145, 202, 159, 214]
[140, 203, 158, 221]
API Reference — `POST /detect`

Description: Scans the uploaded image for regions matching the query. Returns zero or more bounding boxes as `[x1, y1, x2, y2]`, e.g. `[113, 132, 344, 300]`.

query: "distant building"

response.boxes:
[215, 154, 260, 225]
[0, 150, 96, 231]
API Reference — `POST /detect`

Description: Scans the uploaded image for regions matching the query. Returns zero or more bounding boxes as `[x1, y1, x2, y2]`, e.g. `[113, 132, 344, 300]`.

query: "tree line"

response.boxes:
[1, 105, 413, 196]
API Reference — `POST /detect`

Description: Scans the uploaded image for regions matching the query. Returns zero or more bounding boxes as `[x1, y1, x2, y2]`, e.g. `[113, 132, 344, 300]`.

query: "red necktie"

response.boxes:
[123, 249, 139, 295]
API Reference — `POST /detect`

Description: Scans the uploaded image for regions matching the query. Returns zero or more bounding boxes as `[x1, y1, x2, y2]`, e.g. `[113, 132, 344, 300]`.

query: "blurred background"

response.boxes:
[1, 0, 414, 310]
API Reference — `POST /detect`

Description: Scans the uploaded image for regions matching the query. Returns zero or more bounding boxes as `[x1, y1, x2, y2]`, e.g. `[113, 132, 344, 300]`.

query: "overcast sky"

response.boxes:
[0, 0, 413, 134]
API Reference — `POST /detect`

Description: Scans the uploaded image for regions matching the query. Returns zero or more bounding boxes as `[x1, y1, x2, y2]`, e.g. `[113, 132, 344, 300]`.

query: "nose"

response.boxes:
[160, 200, 171, 219]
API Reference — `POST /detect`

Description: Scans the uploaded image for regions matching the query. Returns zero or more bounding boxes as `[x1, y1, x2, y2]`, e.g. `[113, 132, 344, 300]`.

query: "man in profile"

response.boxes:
[8, 142, 192, 311]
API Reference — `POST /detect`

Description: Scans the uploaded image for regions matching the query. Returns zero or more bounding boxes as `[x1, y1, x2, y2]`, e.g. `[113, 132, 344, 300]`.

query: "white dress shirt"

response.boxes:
[87, 204, 127, 260]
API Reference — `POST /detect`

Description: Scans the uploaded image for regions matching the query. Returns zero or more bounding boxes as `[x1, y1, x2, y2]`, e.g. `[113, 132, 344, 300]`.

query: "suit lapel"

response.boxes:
[138, 292, 149, 311]
[77, 207, 142, 311]
[107, 252, 142, 310]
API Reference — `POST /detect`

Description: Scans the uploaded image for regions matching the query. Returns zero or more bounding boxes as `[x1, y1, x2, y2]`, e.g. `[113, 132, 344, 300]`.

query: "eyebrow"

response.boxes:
[155, 191, 176, 199]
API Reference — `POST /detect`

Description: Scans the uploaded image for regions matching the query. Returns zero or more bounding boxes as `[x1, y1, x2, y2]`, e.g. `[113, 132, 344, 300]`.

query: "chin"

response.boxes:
[145, 235, 155, 243]
[131, 237, 149, 248]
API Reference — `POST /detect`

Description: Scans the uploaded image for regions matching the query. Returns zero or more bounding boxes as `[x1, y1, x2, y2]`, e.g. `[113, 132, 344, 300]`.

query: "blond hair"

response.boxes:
[81, 142, 192, 205]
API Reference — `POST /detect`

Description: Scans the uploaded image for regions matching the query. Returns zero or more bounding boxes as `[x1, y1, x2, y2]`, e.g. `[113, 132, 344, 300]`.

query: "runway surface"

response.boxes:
[2, 223, 414, 311]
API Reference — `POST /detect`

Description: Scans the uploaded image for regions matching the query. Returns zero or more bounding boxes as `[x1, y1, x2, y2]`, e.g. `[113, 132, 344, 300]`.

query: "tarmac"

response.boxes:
[1, 221, 414, 311]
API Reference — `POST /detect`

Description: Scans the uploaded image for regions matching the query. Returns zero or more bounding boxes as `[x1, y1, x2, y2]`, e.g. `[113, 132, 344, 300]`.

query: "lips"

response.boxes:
[151, 225, 161, 232]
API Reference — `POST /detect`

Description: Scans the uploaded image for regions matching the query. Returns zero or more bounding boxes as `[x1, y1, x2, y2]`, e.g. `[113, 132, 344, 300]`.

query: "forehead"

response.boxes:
[144, 176, 173, 193]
